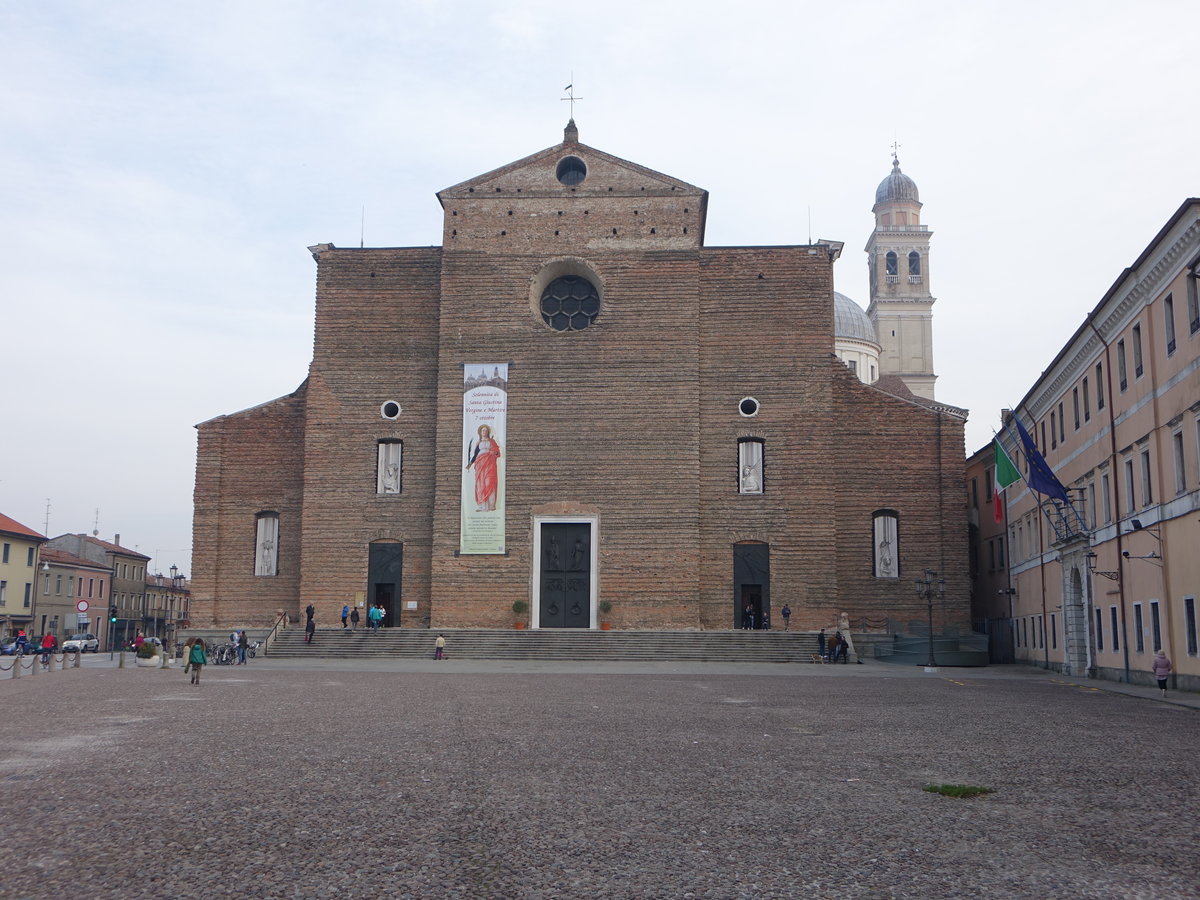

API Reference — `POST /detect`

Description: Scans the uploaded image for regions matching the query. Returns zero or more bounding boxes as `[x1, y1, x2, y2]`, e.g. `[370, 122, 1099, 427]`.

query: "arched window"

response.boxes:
[254, 512, 279, 576]
[738, 438, 764, 494]
[885, 251, 898, 276]
[907, 251, 921, 276]
[872, 510, 899, 578]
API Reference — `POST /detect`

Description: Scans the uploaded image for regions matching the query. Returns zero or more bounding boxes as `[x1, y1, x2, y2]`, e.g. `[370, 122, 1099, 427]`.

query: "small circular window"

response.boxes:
[380, 401, 401, 420]
[739, 397, 760, 417]
[541, 275, 600, 331]
[556, 156, 587, 186]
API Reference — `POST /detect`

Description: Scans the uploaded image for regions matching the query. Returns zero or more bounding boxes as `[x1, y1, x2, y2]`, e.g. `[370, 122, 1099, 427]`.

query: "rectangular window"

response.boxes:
[738, 439, 764, 495]
[1094, 608, 1104, 651]
[1134, 603, 1145, 653]
[1041, 421, 1047, 452]
[1087, 481, 1097, 529]
[88, 578, 95, 598]
[42, 574, 49, 595]
[1189, 268, 1200, 333]
[985, 468, 993, 501]
[1, 543, 8, 563]
[970, 478, 978, 509]
[1140, 448, 1153, 507]
[1072, 388, 1080, 430]
[98, 580, 104, 600]
[55, 574, 62, 595]
[27, 547, 34, 566]
[1164, 294, 1176, 355]
[846, 359, 857, 374]
[1186, 597, 1198, 656]
[1038, 615, 1044, 649]
[1132, 324, 1143, 378]
[1050, 411, 1057, 449]
[1101, 472, 1112, 524]
[1058, 402, 1065, 443]
[255, 514, 280, 577]
[377, 440, 403, 494]
[1124, 457, 1136, 515]
[1173, 431, 1186, 494]
[1117, 340, 1128, 391]
[988, 540, 996, 571]
[1082, 377, 1091, 422]
[872, 511, 899, 577]
[997, 536, 1005, 569]
[23, 583, 31, 608]
[0, 580, 5, 606]
[1110, 606, 1120, 653]
[1096, 363, 1105, 409]
[1150, 600, 1162, 652]
[1050, 613, 1057, 649]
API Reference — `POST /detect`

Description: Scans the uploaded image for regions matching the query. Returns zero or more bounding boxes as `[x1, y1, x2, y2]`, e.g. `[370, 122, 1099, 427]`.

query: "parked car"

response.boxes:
[63, 633, 99, 653]
[0, 638, 19, 655]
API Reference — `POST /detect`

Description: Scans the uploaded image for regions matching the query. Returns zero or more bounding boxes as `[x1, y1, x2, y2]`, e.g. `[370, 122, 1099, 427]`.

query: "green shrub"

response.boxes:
[136, 642, 159, 659]
[511, 600, 529, 615]
[598, 600, 613, 615]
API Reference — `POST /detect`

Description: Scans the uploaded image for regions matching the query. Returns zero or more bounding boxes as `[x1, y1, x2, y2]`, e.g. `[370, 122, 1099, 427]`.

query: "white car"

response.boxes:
[62, 633, 99, 653]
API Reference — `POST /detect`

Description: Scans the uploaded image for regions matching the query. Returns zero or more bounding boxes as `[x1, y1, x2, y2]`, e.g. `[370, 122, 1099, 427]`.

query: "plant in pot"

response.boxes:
[135, 641, 161, 667]
[511, 599, 529, 629]
[598, 600, 613, 630]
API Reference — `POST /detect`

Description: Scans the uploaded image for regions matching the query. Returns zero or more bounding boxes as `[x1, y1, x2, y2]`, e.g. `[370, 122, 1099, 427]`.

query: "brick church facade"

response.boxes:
[191, 122, 969, 632]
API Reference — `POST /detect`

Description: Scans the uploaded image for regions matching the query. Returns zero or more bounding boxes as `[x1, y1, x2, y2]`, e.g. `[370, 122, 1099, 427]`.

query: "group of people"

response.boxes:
[228, 629, 251, 664]
[304, 603, 388, 643]
[818, 628, 849, 663]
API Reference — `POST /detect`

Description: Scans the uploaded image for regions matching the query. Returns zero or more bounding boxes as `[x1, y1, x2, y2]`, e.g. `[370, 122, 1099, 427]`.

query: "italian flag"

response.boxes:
[993, 437, 1021, 524]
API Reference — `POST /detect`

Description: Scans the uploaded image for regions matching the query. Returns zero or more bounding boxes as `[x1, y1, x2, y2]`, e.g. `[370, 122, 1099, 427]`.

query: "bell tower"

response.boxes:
[865, 153, 936, 399]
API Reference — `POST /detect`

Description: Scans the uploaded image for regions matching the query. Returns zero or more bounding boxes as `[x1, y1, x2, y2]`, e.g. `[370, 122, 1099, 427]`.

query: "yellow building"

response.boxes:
[994, 199, 1199, 690]
[0, 513, 48, 638]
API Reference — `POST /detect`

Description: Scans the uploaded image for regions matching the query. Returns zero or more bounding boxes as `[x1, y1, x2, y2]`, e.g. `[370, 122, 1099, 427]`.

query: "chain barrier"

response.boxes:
[2, 649, 82, 678]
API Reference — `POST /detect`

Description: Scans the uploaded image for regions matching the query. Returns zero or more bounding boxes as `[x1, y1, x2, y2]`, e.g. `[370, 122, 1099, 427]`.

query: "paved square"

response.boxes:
[2, 660, 1195, 899]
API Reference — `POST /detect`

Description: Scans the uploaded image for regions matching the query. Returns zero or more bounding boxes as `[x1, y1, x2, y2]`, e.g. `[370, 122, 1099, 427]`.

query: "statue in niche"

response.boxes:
[381, 462, 399, 494]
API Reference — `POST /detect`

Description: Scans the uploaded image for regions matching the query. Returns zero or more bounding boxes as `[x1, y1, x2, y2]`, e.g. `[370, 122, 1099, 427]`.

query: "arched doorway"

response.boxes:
[733, 542, 770, 629]
[368, 540, 403, 627]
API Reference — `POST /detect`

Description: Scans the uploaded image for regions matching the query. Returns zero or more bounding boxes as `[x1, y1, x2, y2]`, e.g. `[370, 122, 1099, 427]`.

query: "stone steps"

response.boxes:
[265, 628, 838, 663]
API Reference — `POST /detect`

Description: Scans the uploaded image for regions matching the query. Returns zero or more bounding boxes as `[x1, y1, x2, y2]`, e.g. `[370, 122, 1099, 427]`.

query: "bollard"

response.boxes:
[29, 655, 37, 677]
[74, 650, 81, 669]
[11, 659, 19, 679]
[160, 652, 169, 669]
[118, 651, 125, 669]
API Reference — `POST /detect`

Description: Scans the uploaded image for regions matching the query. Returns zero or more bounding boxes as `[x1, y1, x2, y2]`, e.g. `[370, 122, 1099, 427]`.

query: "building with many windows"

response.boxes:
[43, 533, 149, 648]
[192, 123, 969, 634]
[972, 199, 1200, 689]
[0, 513, 46, 638]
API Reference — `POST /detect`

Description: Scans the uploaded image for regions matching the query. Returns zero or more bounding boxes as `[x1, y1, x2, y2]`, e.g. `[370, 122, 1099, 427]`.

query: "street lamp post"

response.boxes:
[914, 569, 946, 668]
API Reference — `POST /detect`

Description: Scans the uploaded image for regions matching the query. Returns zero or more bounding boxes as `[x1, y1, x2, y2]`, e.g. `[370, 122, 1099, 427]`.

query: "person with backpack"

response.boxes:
[350, 606, 360, 630]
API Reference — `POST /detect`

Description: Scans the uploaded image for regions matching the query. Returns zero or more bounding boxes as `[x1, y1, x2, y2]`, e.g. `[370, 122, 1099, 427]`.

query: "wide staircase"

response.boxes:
[266, 628, 839, 664]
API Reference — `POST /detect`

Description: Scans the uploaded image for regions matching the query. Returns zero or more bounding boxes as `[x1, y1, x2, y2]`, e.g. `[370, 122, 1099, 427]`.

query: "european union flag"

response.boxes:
[1013, 417, 1069, 502]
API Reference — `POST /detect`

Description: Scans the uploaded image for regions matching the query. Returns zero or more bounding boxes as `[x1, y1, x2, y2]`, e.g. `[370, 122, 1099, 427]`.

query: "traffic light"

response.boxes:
[109, 606, 118, 623]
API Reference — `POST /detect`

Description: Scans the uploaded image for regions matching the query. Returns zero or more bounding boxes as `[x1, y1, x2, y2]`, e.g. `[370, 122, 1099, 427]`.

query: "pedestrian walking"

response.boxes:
[781, 604, 791, 631]
[435, 634, 446, 660]
[1152, 650, 1172, 697]
[305, 616, 316, 644]
[305, 603, 315, 625]
[368, 604, 381, 634]
[350, 606, 360, 630]
[818, 628, 826, 659]
[188, 638, 208, 685]
[341, 604, 350, 628]
[237, 630, 249, 665]
[832, 631, 847, 663]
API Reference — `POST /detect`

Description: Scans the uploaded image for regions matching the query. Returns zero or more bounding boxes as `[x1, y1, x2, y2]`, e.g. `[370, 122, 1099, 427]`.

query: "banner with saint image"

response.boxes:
[460, 364, 508, 554]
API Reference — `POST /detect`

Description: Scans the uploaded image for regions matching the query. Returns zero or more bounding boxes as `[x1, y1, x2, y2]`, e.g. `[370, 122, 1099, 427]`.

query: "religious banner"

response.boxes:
[460, 364, 508, 554]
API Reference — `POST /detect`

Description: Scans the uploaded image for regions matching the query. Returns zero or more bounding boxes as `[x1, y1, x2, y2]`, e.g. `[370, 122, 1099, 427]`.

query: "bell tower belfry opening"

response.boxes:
[865, 151, 937, 400]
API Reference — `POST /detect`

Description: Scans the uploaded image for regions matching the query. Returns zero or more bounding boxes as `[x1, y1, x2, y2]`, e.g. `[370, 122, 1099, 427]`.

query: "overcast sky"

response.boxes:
[2, 0, 1195, 577]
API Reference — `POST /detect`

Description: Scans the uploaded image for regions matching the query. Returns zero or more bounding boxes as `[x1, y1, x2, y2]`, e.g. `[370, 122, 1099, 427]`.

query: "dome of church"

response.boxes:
[875, 158, 920, 205]
[834, 292, 877, 343]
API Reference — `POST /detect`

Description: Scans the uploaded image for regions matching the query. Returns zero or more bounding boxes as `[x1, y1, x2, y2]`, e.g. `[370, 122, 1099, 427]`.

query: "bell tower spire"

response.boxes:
[865, 152, 936, 399]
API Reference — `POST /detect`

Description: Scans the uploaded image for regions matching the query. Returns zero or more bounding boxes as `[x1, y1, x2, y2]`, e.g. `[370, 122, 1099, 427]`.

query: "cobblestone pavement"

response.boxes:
[2, 658, 1197, 899]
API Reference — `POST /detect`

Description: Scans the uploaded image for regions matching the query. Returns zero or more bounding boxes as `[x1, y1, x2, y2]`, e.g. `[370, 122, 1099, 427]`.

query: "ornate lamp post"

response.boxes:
[914, 569, 945, 667]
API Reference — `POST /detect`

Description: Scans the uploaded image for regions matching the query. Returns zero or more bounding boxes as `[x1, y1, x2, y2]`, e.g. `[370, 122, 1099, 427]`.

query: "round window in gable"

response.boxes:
[380, 401, 402, 420]
[541, 275, 600, 331]
[739, 397, 760, 417]
[556, 156, 587, 186]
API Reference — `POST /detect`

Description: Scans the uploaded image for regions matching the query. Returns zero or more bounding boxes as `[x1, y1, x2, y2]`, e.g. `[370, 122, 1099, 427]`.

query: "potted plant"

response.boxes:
[598, 600, 613, 630]
[135, 641, 161, 668]
[511, 599, 529, 629]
